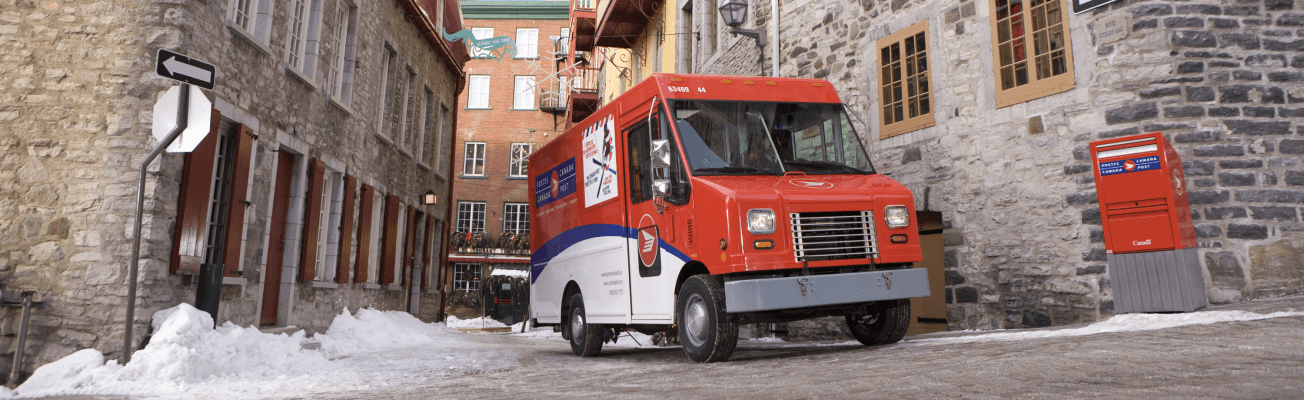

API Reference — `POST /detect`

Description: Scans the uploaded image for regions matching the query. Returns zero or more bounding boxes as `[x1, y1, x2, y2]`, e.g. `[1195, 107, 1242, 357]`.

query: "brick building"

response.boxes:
[683, 0, 1304, 330]
[441, 0, 569, 319]
[0, 0, 468, 380]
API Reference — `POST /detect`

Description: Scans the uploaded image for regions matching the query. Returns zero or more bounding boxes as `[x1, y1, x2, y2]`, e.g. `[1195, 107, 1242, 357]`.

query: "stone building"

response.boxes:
[0, 0, 468, 379]
[682, 0, 1304, 330]
[441, 0, 568, 319]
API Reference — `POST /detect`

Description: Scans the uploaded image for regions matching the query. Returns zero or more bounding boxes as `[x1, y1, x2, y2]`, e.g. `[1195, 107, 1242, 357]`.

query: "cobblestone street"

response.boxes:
[327, 297, 1304, 399]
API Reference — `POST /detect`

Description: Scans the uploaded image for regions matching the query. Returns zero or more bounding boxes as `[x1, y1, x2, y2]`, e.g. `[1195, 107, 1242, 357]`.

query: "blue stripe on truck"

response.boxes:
[530, 223, 690, 284]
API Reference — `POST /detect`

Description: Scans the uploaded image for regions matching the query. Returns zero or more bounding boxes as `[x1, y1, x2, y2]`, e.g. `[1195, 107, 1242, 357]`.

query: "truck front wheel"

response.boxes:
[677, 274, 737, 362]
[568, 292, 603, 357]
[845, 299, 910, 346]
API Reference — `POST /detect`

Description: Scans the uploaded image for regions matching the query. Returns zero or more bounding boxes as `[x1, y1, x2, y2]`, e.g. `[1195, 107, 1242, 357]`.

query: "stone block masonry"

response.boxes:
[691, 0, 1304, 333]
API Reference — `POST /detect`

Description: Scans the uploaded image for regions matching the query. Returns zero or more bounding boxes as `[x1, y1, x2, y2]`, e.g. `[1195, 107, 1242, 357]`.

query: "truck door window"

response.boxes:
[627, 120, 652, 204]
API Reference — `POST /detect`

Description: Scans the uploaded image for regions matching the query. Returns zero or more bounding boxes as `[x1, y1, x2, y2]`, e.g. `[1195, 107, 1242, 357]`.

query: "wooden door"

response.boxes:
[261, 151, 296, 325]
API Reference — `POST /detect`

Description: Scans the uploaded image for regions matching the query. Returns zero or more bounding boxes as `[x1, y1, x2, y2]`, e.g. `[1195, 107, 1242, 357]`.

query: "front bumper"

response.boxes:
[723, 268, 930, 313]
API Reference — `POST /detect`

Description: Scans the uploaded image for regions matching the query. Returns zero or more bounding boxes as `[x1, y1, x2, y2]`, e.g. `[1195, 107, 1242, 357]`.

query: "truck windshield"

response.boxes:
[670, 100, 875, 176]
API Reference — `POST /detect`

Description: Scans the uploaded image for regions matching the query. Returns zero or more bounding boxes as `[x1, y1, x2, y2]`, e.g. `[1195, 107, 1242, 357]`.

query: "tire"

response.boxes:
[568, 292, 603, 357]
[677, 274, 738, 363]
[845, 299, 911, 346]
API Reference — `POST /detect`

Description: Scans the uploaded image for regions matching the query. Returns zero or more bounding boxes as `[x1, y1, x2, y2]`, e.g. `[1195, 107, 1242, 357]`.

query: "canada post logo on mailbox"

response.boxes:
[1099, 156, 1160, 176]
[536, 158, 576, 207]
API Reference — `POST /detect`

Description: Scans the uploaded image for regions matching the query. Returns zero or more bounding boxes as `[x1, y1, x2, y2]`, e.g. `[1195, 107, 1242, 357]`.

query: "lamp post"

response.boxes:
[718, 0, 766, 48]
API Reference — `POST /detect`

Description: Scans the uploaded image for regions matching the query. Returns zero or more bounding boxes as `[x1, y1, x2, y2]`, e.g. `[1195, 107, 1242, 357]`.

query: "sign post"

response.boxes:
[124, 51, 218, 363]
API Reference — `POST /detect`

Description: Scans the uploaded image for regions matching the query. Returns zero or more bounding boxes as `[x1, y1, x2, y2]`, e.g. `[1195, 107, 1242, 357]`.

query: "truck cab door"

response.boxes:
[623, 104, 692, 322]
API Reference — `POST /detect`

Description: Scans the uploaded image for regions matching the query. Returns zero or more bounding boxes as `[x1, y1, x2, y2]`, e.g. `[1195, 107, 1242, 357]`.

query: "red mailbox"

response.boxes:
[1090, 132, 1196, 254]
[1089, 132, 1206, 313]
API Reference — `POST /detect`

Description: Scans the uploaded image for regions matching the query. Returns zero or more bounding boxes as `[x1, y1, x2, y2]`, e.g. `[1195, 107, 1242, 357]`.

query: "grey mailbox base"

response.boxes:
[1107, 248, 1208, 313]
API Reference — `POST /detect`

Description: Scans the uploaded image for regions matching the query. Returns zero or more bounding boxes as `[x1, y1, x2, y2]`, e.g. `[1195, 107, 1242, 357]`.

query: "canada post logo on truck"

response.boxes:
[535, 158, 576, 207]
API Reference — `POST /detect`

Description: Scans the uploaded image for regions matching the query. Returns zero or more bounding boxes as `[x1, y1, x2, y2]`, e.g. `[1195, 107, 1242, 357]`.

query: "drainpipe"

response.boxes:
[771, 0, 779, 77]
[7, 291, 45, 384]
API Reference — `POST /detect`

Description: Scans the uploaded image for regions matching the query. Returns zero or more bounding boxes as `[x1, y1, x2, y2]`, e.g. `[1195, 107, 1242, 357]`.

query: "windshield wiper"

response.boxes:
[694, 166, 782, 176]
[783, 160, 872, 174]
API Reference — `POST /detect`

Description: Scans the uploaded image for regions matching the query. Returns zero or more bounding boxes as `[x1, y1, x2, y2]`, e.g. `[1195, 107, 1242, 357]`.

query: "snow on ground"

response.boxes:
[444, 315, 508, 329]
[5, 304, 517, 399]
[907, 309, 1304, 345]
[488, 269, 530, 278]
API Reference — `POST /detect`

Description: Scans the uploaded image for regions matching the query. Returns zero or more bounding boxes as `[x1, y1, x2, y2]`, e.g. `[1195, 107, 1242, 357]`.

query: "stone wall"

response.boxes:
[690, 0, 1304, 332]
[0, 0, 462, 378]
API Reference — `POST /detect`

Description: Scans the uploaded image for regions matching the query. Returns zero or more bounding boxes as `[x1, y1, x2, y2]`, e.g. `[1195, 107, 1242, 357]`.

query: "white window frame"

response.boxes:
[559, 27, 571, 56]
[316, 169, 344, 282]
[393, 203, 407, 286]
[515, 28, 539, 59]
[328, 0, 359, 105]
[456, 201, 486, 233]
[401, 67, 418, 153]
[508, 143, 532, 178]
[285, 0, 324, 79]
[468, 75, 490, 109]
[367, 187, 383, 284]
[452, 263, 481, 292]
[377, 43, 398, 139]
[512, 76, 536, 110]
[471, 27, 493, 58]
[227, 0, 273, 47]
[463, 142, 486, 176]
[503, 203, 529, 235]
[438, 105, 451, 177]
[420, 87, 435, 166]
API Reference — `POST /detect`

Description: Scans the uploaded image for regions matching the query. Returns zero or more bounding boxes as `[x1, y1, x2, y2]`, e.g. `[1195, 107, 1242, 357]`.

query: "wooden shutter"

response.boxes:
[220, 124, 256, 277]
[171, 108, 221, 275]
[380, 194, 400, 285]
[354, 183, 376, 283]
[299, 157, 326, 282]
[336, 175, 357, 284]
[403, 205, 418, 286]
[421, 217, 435, 290]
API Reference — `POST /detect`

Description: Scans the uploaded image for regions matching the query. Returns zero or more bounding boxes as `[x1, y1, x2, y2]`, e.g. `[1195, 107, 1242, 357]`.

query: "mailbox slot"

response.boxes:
[1106, 198, 1167, 211]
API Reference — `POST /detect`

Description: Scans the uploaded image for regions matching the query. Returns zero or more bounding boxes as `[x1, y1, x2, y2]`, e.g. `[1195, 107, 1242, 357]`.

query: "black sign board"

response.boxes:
[155, 49, 216, 90]
[1072, 0, 1119, 14]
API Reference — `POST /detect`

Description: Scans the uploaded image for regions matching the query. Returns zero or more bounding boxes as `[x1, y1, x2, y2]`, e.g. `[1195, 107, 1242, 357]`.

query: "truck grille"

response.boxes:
[790, 211, 878, 262]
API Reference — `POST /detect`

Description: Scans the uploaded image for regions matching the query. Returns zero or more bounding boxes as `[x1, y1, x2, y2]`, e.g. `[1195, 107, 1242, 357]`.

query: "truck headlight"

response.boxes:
[747, 209, 776, 235]
[885, 206, 910, 228]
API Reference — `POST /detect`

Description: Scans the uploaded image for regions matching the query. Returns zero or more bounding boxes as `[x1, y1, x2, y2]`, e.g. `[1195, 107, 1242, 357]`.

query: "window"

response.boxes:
[421, 88, 435, 165]
[378, 44, 398, 138]
[559, 27, 571, 56]
[515, 28, 538, 58]
[877, 21, 936, 139]
[471, 27, 493, 58]
[327, 0, 358, 104]
[202, 127, 238, 266]
[367, 188, 383, 283]
[286, 0, 324, 76]
[402, 67, 418, 151]
[463, 142, 486, 176]
[452, 263, 481, 292]
[456, 201, 487, 233]
[705, 2, 717, 55]
[989, 0, 1074, 107]
[503, 203, 529, 234]
[438, 105, 451, 176]
[509, 143, 532, 177]
[315, 170, 344, 281]
[679, 1, 693, 73]
[513, 76, 536, 110]
[468, 75, 489, 108]
[229, 0, 273, 44]
[393, 204, 407, 285]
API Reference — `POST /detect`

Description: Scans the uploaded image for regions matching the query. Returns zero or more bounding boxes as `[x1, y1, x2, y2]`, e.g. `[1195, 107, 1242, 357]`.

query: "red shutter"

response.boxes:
[299, 157, 325, 282]
[171, 109, 221, 275]
[422, 216, 435, 290]
[403, 205, 418, 286]
[220, 124, 255, 277]
[336, 175, 357, 284]
[380, 194, 400, 285]
[355, 184, 375, 283]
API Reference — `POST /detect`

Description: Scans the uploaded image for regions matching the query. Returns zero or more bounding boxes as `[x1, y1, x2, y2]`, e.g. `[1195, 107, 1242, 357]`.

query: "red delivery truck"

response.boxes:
[529, 73, 929, 362]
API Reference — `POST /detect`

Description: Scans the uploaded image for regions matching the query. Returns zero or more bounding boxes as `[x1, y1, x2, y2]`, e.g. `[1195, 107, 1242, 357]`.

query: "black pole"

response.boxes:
[124, 83, 190, 363]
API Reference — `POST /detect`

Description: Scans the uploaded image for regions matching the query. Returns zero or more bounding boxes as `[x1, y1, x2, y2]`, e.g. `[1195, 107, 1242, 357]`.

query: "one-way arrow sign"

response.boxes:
[156, 49, 216, 90]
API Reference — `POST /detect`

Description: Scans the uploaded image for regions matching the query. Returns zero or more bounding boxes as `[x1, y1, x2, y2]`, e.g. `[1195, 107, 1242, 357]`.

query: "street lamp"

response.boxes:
[423, 190, 438, 205]
[718, 0, 766, 47]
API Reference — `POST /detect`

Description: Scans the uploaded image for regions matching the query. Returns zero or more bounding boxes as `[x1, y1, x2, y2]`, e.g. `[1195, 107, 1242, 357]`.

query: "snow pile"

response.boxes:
[489, 269, 530, 278]
[7, 304, 501, 399]
[445, 315, 509, 329]
[909, 309, 1304, 345]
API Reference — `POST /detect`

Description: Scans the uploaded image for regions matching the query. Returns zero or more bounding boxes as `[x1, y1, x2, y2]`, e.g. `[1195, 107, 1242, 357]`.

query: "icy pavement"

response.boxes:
[6, 298, 1304, 399]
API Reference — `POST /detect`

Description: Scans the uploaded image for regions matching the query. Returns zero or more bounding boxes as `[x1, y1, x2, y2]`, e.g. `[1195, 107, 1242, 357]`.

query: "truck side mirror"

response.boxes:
[651, 139, 671, 199]
[650, 139, 671, 168]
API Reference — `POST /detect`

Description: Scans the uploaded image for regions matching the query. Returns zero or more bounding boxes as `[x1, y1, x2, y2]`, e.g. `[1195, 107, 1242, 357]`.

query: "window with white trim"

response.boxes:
[463, 142, 486, 176]
[367, 188, 383, 284]
[327, 0, 358, 105]
[315, 169, 344, 282]
[558, 27, 571, 56]
[509, 143, 532, 178]
[393, 204, 407, 285]
[421, 87, 435, 165]
[503, 203, 529, 235]
[468, 75, 489, 109]
[438, 105, 451, 176]
[471, 27, 493, 58]
[401, 67, 418, 152]
[286, 0, 324, 77]
[378, 43, 398, 138]
[229, 0, 273, 43]
[515, 28, 538, 58]
[452, 263, 481, 292]
[456, 201, 486, 233]
[513, 76, 536, 110]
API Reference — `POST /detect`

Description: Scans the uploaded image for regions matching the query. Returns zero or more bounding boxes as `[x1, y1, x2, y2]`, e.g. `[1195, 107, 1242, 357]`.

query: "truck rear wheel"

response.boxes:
[677, 274, 737, 363]
[568, 292, 603, 357]
[845, 299, 910, 346]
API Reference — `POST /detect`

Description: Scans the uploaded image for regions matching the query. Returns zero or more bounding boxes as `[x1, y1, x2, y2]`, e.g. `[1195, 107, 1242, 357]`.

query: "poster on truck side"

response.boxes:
[582, 115, 619, 208]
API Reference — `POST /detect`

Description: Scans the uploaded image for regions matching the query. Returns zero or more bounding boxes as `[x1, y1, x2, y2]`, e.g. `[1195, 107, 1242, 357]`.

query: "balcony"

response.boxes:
[572, 0, 597, 53]
[594, 0, 662, 49]
[566, 66, 600, 128]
